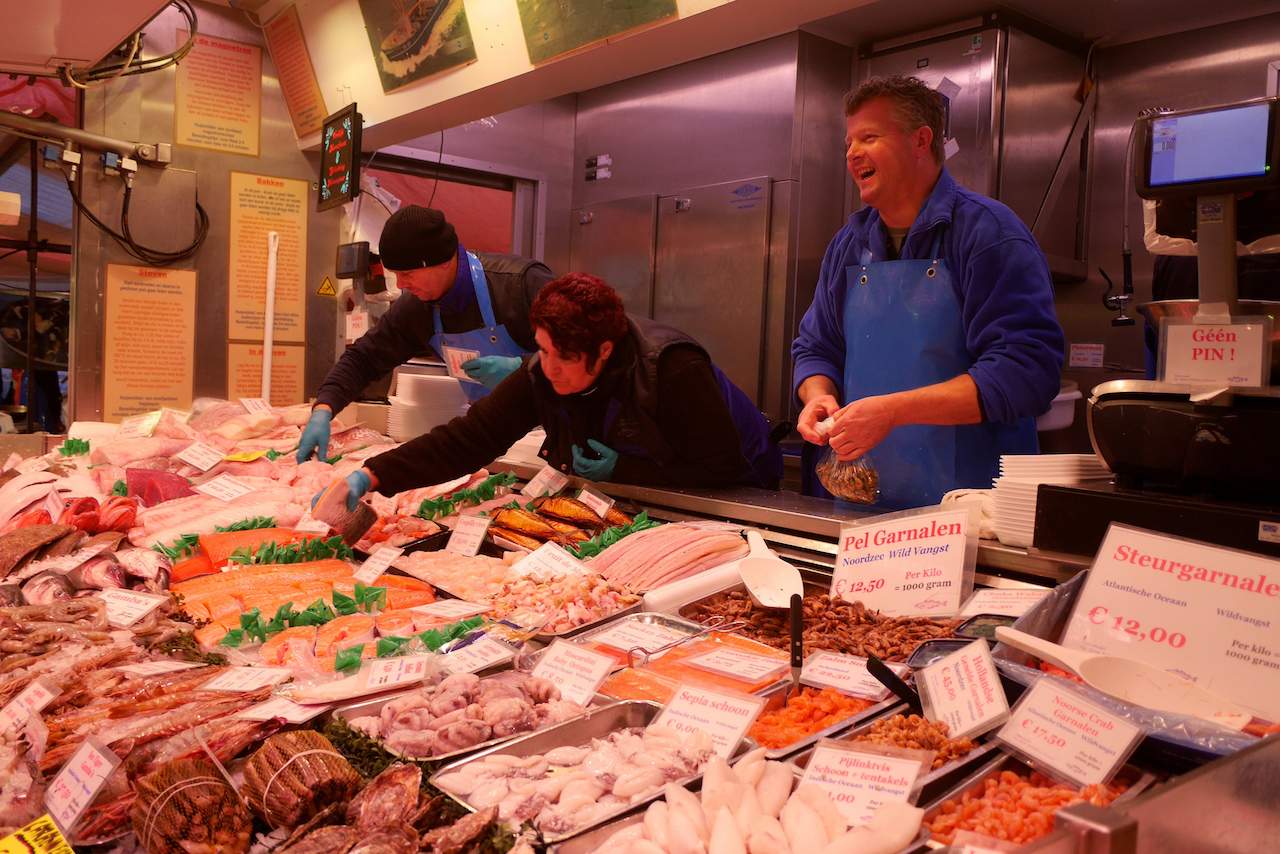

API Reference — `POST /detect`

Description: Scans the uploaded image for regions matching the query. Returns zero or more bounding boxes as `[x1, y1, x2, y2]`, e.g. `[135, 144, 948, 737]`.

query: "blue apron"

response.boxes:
[429, 252, 526, 403]
[807, 230, 1037, 508]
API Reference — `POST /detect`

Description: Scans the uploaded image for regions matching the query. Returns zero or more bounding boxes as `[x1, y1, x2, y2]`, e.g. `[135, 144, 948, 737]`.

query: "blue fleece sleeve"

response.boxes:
[791, 233, 851, 404]
[960, 236, 1065, 423]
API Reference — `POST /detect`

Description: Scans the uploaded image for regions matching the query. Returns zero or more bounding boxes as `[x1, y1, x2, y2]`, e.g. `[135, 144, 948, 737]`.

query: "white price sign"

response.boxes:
[446, 514, 491, 556]
[239, 397, 272, 414]
[959, 588, 1050, 618]
[801, 652, 909, 701]
[654, 684, 766, 758]
[176, 441, 226, 472]
[832, 507, 975, 616]
[237, 696, 328, 724]
[512, 541, 586, 578]
[799, 741, 926, 826]
[577, 487, 614, 519]
[521, 465, 569, 498]
[117, 410, 161, 438]
[586, 621, 692, 657]
[996, 679, 1142, 788]
[1062, 524, 1280, 720]
[1161, 320, 1269, 387]
[293, 516, 332, 535]
[345, 309, 369, 342]
[16, 457, 49, 474]
[442, 346, 482, 382]
[684, 647, 787, 684]
[201, 666, 292, 693]
[532, 640, 615, 705]
[354, 546, 404, 584]
[44, 738, 119, 833]
[918, 639, 1009, 740]
[194, 474, 254, 502]
[0, 679, 57, 733]
[98, 589, 169, 628]
[114, 661, 202, 677]
[443, 637, 514, 673]
[364, 655, 433, 692]
[412, 599, 490, 621]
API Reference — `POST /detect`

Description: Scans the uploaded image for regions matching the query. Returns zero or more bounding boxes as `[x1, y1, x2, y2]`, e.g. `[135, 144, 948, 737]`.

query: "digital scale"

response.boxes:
[1037, 97, 1280, 559]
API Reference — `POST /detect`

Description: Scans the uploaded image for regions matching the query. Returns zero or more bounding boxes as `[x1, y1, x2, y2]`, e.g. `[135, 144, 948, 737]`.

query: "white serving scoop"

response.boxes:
[739, 529, 804, 610]
[995, 626, 1254, 726]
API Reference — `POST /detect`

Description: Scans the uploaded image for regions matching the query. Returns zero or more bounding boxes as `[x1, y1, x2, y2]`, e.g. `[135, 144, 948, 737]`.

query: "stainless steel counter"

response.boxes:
[490, 457, 1090, 586]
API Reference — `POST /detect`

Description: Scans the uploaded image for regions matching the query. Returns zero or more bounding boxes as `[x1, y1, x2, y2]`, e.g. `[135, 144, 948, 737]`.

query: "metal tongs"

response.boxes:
[623, 614, 747, 668]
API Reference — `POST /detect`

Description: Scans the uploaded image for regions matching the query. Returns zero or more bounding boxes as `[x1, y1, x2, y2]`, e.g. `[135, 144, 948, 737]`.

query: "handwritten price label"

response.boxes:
[684, 647, 787, 684]
[832, 507, 975, 616]
[0, 679, 57, 733]
[996, 680, 1142, 788]
[577, 487, 614, 518]
[799, 741, 926, 826]
[512, 541, 585, 578]
[1161, 320, 1268, 387]
[532, 640, 615, 705]
[1062, 524, 1280, 721]
[522, 465, 569, 498]
[364, 656, 433, 692]
[354, 545, 404, 584]
[801, 652, 909, 701]
[239, 397, 272, 414]
[98, 589, 169, 628]
[653, 684, 766, 758]
[193, 474, 254, 502]
[44, 739, 119, 833]
[918, 639, 1009, 740]
[443, 637, 514, 674]
[201, 667, 292, 693]
[237, 696, 328, 724]
[442, 346, 482, 382]
[176, 441, 225, 472]
[446, 514, 491, 557]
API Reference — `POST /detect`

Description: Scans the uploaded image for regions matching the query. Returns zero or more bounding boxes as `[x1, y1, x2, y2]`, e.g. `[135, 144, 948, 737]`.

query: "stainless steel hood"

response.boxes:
[0, 0, 169, 75]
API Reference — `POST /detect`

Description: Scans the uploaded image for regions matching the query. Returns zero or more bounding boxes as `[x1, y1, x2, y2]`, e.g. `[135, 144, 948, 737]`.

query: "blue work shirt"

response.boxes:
[791, 168, 1065, 424]
[435, 243, 474, 315]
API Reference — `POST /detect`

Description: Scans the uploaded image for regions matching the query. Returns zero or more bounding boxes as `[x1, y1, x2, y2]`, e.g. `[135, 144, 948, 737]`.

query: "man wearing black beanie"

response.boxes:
[299, 205, 553, 463]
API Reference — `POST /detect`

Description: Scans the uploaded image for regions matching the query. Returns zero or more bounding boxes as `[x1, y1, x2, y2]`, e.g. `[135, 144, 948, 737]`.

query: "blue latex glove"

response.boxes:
[296, 408, 333, 463]
[572, 439, 618, 482]
[461, 355, 522, 390]
[311, 469, 372, 511]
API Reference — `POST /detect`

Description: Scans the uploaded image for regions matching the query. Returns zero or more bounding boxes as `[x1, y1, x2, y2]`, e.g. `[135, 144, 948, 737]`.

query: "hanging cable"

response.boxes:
[427, 130, 445, 208]
[56, 0, 199, 88]
[64, 171, 208, 266]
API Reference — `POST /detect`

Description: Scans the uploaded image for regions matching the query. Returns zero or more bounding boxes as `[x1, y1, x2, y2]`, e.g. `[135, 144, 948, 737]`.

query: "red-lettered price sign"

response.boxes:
[798, 740, 927, 826]
[1063, 524, 1280, 721]
[45, 739, 119, 833]
[918, 639, 1009, 739]
[832, 507, 975, 616]
[653, 684, 766, 758]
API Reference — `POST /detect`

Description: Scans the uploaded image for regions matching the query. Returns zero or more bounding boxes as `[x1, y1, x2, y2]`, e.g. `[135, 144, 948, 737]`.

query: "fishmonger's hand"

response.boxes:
[797, 392, 841, 444]
[828, 395, 898, 461]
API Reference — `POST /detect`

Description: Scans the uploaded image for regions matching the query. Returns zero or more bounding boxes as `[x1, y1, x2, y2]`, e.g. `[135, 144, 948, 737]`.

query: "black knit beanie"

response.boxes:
[378, 205, 458, 270]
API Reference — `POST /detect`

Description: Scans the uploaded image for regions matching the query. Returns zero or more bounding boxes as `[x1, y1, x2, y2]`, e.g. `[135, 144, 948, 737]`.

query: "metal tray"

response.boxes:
[752, 680, 901, 760]
[789, 702, 1003, 805]
[430, 699, 745, 844]
[569, 611, 710, 663]
[330, 675, 603, 765]
[917, 751, 1158, 849]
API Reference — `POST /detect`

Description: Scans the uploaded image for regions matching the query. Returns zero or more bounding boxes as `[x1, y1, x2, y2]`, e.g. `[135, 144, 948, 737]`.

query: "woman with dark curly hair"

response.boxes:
[325, 273, 782, 505]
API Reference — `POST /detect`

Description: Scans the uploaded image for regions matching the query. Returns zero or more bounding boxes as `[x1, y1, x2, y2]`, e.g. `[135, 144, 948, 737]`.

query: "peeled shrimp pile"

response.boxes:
[602, 749, 925, 854]
[485, 572, 639, 633]
[347, 671, 586, 758]
[433, 723, 715, 835]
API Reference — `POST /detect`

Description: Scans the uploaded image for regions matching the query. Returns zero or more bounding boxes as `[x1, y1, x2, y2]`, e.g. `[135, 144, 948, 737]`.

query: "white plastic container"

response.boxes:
[1035, 380, 1081, 432]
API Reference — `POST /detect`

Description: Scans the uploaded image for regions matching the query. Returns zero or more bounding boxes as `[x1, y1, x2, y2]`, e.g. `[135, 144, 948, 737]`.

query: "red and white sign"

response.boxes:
[0, 679, 57, 733]
[802, 652, 909, 701]
[833, 508, 973, 616]
[798, 741, 926, 826]
[364, 656, 432, 692]
[176, 441, 225, 472]
[1063, 524, 1280, 720]
[512, 541, 585, 578]
[653, 684, 766, 758]
[577, 487, 614, 518]
[532, 640, 615, 705]
[446, 514, 491, 557]
[99, 589, 170, 628]
[239, 397, 272, 414]
[918, 640, 1009, 739]
[443, 637, 513, 674]
[959, 588, 1050, 618]
[684, 647, 787, 684]
[522, 465, 569, 499]
[354, 546, 404, 584]
[442, 346, 482, 382]
[586, 621, 691, 658]
[45, 738, 119, 832]
[1162, 321, 1268, 387]
[1068, 342, 1105, 369]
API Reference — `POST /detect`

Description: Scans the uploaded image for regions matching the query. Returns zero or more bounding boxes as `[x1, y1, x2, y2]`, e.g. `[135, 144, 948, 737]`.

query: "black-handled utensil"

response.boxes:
[867, 654, 922, 714]
[788, 593, 803, 700]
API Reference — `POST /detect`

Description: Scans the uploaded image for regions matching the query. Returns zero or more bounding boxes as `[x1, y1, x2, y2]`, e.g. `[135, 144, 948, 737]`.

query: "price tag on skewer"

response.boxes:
[364, 656, 434, 692]
[577, 487, 614, 518]
[683, 647, 788, 683]
[917, 639, 1009, 740]
[44, 738, 119, 834]
[293, 516, 332, 535]
[445, 514, 491, 556]
[194, 474, 254, 502]
[16, 457, 49, 474]
[354, 546, 404, 584]
[98, 589, 169, 628]
[176, 441, 225, 472]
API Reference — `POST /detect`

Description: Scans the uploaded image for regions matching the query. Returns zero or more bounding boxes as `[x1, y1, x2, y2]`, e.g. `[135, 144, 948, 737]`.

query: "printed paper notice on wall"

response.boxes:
[1068, 343, 1105, 369]
[228, 172, 308, 344]
[103, 265, 197, 422]
[174, 31, 262, 156]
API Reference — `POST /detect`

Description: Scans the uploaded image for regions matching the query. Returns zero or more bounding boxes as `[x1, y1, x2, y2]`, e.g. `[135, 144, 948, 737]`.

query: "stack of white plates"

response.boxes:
[395, 373, 469, 406]
[992, 454, 1111, 548]
[386, 387, 469, 442]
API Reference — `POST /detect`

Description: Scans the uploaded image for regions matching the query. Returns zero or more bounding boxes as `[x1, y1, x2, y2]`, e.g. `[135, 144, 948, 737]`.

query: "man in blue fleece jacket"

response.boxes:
[792, 76, 1064, 508]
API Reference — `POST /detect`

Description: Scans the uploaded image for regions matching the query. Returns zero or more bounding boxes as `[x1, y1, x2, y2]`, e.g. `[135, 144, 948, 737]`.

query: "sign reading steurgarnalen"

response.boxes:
[831, 504, 979, 616]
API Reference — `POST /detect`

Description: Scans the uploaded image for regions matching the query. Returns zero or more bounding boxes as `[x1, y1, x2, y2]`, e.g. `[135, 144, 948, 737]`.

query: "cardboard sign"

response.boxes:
[364, 655, 433, 692]
[2, 814, 74, 853]
[1161, 320, 1269, 387]
[237, 696, 328, 724]
[996, 679, 1142, 788]
[239, 397, 272, 414]
[193, 474, 254, 502]
[577, 487, 614, 518]
[917, 640, 1009, 740]
[522, 465, 569, 498]
[98, 589, 169, 628]
[586, 621, 692, 657]
[801, 652, 909, 701]
[176, 441, 225, 472]
[1062, 524, 1280, 720]
[799, 741, 927, 826]
[44, 739, 119, 832]
[201, 666, 292, 692]
[512, 541, 585, 578]
[684, 647, 787, 684]
[354, 546, 404, 584]
[446, 514, 491, 556]
[0, 679, 57, 733]
[832, 507, 974, 616]
[411, 599, 490, 621]
[653, 684, 766, 758]
[532, 640, 615, 705]
[443, 637, 514, 673]
[114, 661, 203, 677]
[442, 346, 482, 382]
[959, 588, 1050, 618]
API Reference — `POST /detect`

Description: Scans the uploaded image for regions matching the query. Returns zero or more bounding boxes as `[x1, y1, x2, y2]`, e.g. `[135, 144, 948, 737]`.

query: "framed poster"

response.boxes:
[357, 0, 477, 93]
[516, 0, 677, 65]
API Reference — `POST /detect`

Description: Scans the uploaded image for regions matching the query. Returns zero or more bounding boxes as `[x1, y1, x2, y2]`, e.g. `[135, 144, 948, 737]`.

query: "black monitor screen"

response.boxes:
[319, 104, 361, 211]
[1148, 103, 1270, 186]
